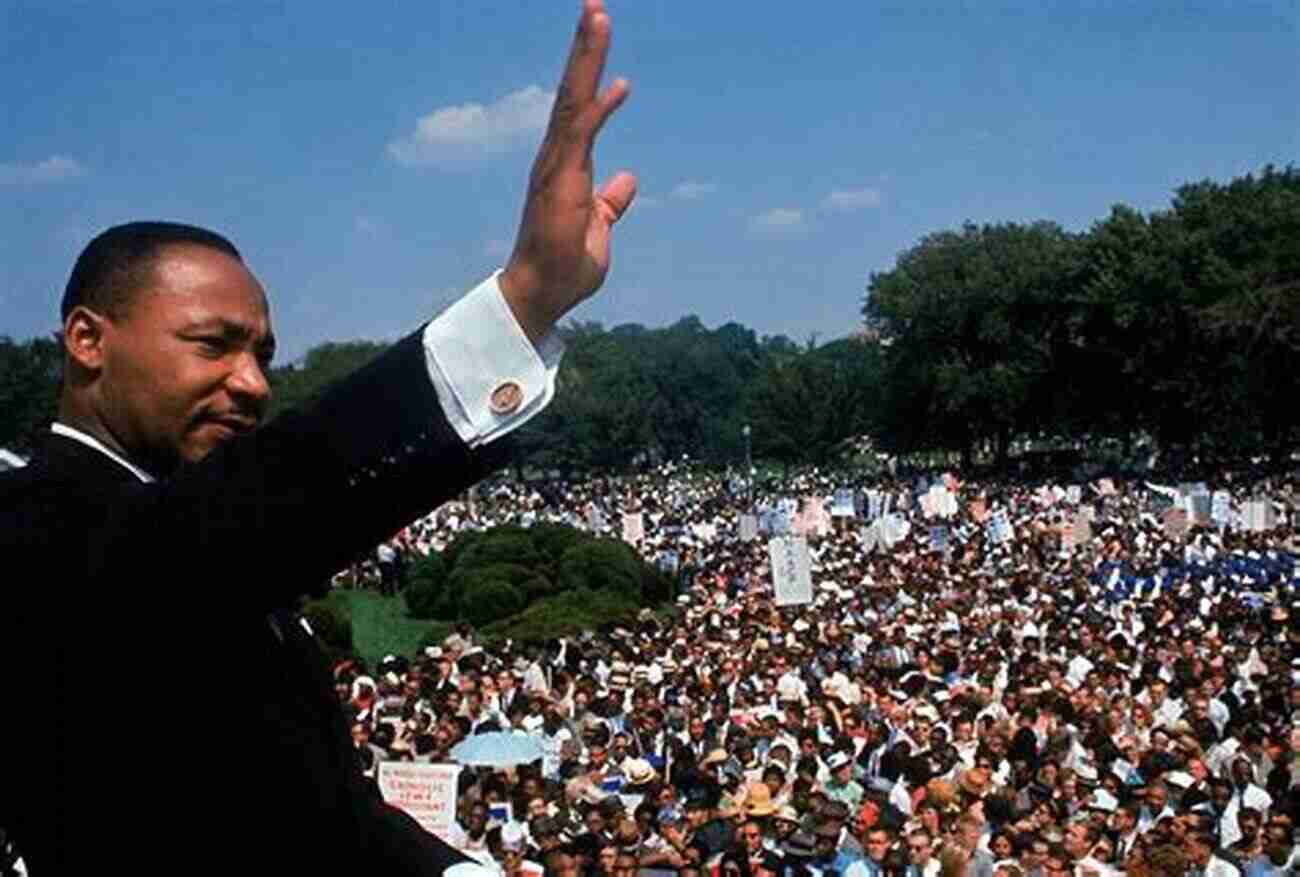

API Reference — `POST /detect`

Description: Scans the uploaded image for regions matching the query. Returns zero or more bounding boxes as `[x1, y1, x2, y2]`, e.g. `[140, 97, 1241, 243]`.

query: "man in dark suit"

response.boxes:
[0, 2, 635, 873]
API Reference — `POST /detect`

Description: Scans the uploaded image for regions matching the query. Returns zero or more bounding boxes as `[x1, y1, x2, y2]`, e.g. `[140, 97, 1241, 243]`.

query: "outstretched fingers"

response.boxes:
[553, 0, 611, 121]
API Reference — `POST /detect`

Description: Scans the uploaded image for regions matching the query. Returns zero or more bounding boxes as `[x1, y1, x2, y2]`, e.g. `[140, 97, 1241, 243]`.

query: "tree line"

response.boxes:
[2, 165, 1294, 470]
[866, 165, 1299, 466]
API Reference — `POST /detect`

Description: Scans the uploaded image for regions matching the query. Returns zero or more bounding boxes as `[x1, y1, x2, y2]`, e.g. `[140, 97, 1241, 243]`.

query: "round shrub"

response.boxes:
[404, 553, 447, 619]
[460, 578, 524, 628]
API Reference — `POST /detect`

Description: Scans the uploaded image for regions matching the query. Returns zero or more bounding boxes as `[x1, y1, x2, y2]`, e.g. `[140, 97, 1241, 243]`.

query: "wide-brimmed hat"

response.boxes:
[745, 783, 779, 817]
[773, 805, 800, 824]
[624, 758, 657, 786]
[701, 748, 729, 768]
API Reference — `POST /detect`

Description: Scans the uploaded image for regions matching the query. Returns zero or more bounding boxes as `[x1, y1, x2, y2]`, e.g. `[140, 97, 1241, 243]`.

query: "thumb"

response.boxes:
[596, 171, 638, 224]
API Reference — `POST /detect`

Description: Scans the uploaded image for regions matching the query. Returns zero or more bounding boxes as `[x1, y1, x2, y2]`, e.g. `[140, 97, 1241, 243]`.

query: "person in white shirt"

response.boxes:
[1188, 829, 1243, 876]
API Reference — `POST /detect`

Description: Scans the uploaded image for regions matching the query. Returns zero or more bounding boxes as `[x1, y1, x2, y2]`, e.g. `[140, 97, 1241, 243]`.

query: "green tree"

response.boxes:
[865, 221, 1080, 463]
[0, 334, 62, 456]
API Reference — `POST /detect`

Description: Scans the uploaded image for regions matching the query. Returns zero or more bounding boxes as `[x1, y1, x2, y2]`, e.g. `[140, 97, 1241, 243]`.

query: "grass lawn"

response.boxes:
[320, 589, 451, 667]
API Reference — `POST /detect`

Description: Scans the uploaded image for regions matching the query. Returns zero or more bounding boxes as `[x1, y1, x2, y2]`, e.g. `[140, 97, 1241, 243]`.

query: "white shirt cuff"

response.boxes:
[422, 270, 564, 448]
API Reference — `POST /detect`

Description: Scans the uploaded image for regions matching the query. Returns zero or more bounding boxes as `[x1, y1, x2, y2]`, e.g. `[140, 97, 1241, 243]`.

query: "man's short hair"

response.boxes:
[62, 221, 242, 322]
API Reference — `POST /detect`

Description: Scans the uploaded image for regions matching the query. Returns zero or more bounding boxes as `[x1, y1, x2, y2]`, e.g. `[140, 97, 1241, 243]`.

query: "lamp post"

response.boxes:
[742, 424, 752, 507]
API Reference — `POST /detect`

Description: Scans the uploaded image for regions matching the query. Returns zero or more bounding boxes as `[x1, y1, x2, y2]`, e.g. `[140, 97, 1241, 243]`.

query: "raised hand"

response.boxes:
[498, 0, 637, 344]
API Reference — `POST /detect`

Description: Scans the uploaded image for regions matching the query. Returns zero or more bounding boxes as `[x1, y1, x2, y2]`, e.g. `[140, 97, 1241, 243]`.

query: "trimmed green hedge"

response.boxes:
[405, 523, 671, 643]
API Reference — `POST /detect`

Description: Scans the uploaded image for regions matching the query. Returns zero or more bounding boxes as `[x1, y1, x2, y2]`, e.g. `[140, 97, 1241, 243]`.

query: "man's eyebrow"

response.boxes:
[183, 318, 276, 357]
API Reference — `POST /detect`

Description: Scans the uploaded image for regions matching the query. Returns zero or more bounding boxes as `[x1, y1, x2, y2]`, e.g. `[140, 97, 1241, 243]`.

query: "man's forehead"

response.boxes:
[148, 245, 271, 327]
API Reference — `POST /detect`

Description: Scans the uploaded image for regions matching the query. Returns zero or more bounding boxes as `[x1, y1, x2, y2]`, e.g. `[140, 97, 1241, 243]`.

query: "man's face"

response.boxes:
[907, 835, 930, 865]
[866, 830, 890, 862]
[597, 846, 617, 871]
[686, 805, 709, 829]
[88, 245, 273, 473]
[742, 823, 764, 854]
[1063, 823, 1089, 858]
[1239, 813, 1260, 839]
[1024, 841, 1048, 867]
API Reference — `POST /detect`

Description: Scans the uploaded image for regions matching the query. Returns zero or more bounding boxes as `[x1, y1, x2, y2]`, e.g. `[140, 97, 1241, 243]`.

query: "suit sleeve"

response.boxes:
[75, 282, 554, 614]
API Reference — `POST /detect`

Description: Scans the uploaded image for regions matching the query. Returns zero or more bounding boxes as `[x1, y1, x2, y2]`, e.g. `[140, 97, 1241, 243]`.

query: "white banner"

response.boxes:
[377, 762, 460, 841]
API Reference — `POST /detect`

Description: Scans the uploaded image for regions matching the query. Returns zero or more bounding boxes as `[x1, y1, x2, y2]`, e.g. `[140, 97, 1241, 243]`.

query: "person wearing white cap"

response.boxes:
[824, 751, 864, 809]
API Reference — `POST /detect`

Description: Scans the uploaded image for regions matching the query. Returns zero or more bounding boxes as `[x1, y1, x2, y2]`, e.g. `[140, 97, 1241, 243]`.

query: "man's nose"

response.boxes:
[228, 351, 271, 405]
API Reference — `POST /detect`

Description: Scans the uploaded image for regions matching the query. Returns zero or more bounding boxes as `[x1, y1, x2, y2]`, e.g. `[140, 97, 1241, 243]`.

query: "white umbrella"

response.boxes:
[450, 731, 543, 768]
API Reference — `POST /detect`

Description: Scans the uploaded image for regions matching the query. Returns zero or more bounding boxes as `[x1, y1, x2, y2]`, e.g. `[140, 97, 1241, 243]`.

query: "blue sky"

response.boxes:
[3, 1, 1296, 360]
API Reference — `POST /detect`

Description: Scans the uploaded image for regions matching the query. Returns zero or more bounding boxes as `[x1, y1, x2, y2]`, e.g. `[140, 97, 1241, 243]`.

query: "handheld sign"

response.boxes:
[769, 536, 813, 606]
[377, 762, 461, 842]
[739, 514, 759, 542]
[622, 512, 644, 545]
[832, 488, 855, 518]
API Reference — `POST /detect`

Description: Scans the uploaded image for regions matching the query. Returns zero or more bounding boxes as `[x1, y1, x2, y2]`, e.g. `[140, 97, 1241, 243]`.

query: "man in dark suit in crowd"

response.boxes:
[0, 2, 636, 873]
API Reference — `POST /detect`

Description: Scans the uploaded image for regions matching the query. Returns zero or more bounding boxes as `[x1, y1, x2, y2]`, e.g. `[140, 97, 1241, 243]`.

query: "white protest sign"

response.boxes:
[377, 762, 460, 841]
[832, 488, 855, 518]
[866, 490, 883, 520]
[881, 513, 910, 547]
[1212, 491, 1232, 527]
[858, 525, 880, 554]
[621, 512, 644, 545]
[1073, 513, 1093, 545]
[586, 506, 606, 531]
[739, 514, 759, 542]
[769, 536, 813, 606]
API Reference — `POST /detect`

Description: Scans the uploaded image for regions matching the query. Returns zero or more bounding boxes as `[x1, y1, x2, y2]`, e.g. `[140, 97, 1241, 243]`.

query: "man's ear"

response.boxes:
[63, 306, 109, 372]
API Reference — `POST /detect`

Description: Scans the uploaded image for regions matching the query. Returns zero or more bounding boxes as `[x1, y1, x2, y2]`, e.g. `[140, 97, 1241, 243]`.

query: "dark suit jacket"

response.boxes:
[1, 329, 510, 874]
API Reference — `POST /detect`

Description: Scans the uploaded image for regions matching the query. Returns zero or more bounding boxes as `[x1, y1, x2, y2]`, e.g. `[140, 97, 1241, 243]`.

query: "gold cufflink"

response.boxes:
[489, 380, 524, 415]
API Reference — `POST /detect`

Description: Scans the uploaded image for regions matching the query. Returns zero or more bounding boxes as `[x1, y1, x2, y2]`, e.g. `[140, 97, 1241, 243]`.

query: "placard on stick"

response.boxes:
[769, 536, 813, 606]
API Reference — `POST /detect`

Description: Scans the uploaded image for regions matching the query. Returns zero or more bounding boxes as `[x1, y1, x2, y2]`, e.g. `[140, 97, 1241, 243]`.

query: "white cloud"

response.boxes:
[750, 207, 805, 232]
[670, 180, 719, 200]
[387, 85, 554, 167]
[0, 156, 86, 185]
[822, 187, 883, 210]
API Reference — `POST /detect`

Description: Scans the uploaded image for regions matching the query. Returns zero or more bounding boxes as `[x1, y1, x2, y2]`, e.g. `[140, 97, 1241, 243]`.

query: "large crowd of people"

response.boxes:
[335, 460, 1299, 877]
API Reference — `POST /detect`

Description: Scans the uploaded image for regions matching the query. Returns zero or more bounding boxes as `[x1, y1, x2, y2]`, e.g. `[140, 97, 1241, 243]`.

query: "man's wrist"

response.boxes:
[498, 261, 555, 346]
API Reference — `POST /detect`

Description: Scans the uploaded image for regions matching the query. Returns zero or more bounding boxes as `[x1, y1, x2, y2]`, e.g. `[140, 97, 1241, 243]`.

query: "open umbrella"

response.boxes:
[449, 731, 543, 768]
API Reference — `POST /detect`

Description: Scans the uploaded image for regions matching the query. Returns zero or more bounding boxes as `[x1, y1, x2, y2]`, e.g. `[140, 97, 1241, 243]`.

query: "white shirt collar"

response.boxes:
[51, 422, 155, 483]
